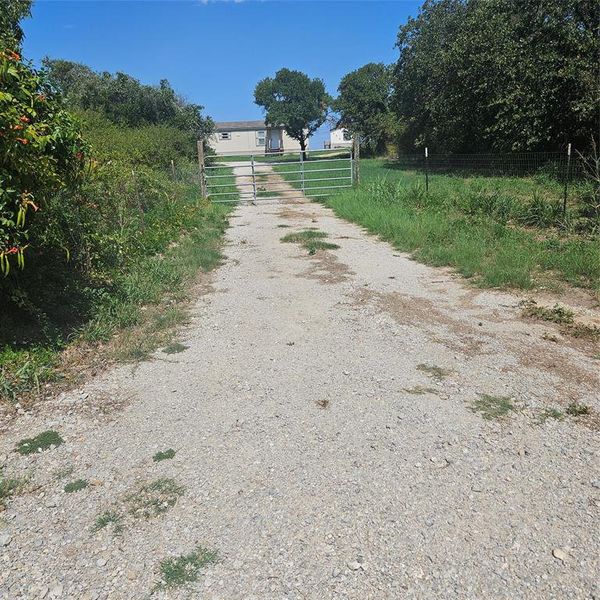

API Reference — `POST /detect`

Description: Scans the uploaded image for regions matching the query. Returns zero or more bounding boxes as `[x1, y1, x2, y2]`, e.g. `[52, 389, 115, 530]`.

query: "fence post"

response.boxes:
[250, 154, 257, 205]
[563, 142, 572, 218]
[424, 146, 429, 192]
[300, 148, 306, 193]
[197, 140, 207, 199]
[352, 137, 360, 187]
[170, 159, 176, 180]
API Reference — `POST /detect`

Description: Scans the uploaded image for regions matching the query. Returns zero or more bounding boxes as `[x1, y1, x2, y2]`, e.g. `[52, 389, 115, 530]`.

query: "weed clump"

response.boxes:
[91, 510, 124, 534]
[469, 394, 515, 420]
[417, 363, 450, 381]
[64, 479, 89, 493]
[127, 478, 184, 519]
[155, 546, 218, 590]
[153, 449, 176, 462]
[281, 230, 340, 255]
[566, 402, 591, 417]
[521, 300, 574, 324]
[162, 342, 188, 355]
[0, 469, 26, 508]
[16, 430, 64, 455]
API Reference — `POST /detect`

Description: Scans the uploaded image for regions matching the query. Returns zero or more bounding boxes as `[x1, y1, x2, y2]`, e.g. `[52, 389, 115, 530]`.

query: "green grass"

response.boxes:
[469, 394, 515, 420]
[16, 430, 64, 455]
[91, 510, 124, 534]
[317, 159, 599, 292]
[281, 229, 340, 255]
[153, 448, 176, 462]
[154, 546, 218, 591]
[64, 479, 89, 493]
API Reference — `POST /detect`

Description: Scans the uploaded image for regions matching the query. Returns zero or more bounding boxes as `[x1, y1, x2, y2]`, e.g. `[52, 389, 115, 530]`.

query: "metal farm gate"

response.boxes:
[197, 144, 358, 204]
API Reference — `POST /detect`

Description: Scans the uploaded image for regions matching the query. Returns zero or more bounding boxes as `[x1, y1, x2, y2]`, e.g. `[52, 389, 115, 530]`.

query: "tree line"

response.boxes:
[255, 0, 598, 156]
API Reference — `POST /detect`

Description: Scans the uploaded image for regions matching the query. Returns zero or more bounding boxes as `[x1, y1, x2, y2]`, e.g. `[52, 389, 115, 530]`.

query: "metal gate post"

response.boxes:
[300, 150, 306, 193]
[250, 154, 257, 205]
[197, 140, 207, 199]
[352, 137, 360, 187]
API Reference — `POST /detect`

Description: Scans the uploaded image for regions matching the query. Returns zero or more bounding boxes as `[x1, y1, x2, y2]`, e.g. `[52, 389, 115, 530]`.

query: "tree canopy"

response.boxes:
[43, 59, 213, 139]
[254, 68, 329, 153]
[392, 0, 599, 153]
[0, 0, 32, 45]
[333, 63, 393, 155]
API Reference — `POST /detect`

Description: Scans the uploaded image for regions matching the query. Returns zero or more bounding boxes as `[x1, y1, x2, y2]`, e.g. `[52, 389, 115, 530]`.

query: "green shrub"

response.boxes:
[0, 42, 86, 275]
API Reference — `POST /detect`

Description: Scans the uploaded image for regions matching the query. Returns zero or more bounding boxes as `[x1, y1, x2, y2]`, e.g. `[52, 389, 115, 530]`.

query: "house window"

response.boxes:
[219, 132, 231, 140]
[256, 130, 266, 146]
[343, 130, 352, 141]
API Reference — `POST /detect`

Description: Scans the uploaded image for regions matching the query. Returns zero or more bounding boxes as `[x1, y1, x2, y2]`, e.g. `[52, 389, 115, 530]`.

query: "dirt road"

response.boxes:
[1, 195, 598, 599]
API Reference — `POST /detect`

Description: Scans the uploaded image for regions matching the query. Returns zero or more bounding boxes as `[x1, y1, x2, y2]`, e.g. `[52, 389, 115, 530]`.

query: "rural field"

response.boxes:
[1, 169, 599, 597]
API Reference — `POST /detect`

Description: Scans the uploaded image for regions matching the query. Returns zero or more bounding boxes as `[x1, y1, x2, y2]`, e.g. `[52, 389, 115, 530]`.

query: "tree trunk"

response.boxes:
[299, 136, 307, 162]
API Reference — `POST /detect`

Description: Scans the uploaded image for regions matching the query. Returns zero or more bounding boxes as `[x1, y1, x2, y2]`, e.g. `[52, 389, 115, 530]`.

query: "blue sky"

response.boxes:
[22, 0, 420, 147]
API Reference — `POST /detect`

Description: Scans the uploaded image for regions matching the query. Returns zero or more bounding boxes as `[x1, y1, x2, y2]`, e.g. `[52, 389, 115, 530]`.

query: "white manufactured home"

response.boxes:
[325, 128, 353, 149]
[210, 120, 307, 155]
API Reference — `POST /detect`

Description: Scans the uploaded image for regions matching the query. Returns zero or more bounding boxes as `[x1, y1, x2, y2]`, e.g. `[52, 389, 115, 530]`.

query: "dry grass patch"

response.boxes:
[126, 478, 185, 519]
[416, 364, 450, 381]
[404, 385, 438, 395]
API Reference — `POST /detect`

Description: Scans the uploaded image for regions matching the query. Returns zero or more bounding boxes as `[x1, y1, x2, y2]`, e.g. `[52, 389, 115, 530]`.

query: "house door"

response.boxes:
[269, 129, 282, 151]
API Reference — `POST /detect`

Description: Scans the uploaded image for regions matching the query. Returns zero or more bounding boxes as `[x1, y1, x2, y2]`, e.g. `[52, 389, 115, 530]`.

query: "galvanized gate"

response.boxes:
[199, 146, 357, 204]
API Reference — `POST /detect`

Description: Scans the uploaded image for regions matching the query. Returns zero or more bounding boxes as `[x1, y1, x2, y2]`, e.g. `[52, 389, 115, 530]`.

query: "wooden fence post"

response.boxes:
[197, 139, 207, 199]
[352, 137, 360, 187]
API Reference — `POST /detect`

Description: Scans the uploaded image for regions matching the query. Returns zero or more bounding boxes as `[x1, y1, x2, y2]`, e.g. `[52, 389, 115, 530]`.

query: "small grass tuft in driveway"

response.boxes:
[469, 394, 515, 420]
[417, 364, 450, 381]
[404, 385, 438, 395]
[521, 300, 574, 324]
[155, 546, 218, 591]
[127, 478, 185, 519]
[64, 479, 89, 493]
[281, 229, 340, 255]
[566, 402, 590, 417]
[16, 430, 64, 455]
[153, 449, 176, 462]
[162, 342, 188, 355]
[0, 468, 26, 508]
[91, 510, 124, 534]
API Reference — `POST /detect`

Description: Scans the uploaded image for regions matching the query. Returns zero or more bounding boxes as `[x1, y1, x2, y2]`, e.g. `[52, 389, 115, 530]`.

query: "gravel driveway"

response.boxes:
[1, 193, 598, 599]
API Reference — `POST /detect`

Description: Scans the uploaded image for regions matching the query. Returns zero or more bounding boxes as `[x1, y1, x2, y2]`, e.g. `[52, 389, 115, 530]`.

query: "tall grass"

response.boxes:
[323, 160, 599, 291]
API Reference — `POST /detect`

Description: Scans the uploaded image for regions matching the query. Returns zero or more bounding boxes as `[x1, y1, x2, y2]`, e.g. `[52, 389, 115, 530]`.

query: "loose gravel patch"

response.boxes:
[0, 195, 598, 599]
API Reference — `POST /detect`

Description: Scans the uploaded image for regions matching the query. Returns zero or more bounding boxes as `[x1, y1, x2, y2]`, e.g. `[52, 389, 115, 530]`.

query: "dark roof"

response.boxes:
[215, 120, 270, 131]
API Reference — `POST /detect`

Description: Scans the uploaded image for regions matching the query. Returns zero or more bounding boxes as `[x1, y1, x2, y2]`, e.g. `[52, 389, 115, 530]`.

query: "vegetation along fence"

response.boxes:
[392, 147, 586, 215]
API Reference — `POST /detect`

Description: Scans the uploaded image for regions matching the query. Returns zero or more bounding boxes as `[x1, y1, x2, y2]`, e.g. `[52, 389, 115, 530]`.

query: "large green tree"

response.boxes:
[43, 59, 213, 139]
[393, 0, 599, 153]
[333, 63, 393, 155]
[254, 68, 329, 157]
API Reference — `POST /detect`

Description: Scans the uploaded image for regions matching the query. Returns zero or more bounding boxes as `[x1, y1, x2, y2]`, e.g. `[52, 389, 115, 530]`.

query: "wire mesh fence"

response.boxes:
[392, 150, 583, 180]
